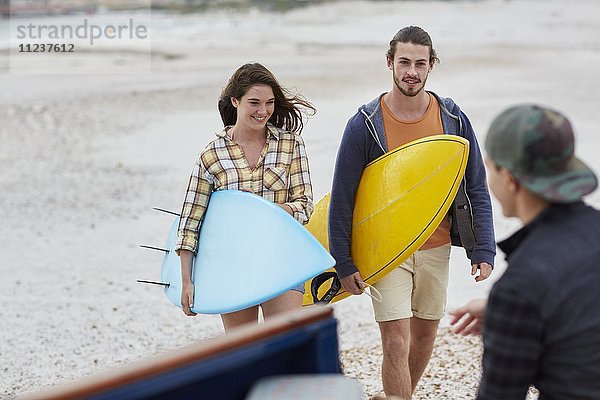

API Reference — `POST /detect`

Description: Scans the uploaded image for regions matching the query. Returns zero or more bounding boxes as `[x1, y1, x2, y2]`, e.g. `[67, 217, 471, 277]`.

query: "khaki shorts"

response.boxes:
[371, 243, 451, 322]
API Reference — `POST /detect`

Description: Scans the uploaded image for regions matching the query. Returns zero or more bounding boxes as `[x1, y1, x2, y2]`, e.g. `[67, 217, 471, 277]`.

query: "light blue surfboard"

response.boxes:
[160, 190, 335, 314]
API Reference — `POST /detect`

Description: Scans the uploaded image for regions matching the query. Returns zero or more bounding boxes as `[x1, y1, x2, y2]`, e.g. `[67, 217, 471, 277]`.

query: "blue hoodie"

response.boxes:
[329, 92, 496, 278]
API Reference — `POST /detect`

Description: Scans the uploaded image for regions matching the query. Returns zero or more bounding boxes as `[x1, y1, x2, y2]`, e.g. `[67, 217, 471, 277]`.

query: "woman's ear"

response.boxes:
[230, 97, 238, 108]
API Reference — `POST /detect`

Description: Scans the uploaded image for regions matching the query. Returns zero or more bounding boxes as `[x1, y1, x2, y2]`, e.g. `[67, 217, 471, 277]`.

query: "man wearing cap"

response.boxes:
[450, 104, 600, 399]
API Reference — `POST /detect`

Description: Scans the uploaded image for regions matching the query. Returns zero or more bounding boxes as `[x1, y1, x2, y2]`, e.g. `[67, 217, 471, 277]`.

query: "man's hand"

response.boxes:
[449, 298, 487, 336]
[471, 262, 493, 282]
[339, 271, 365, 295]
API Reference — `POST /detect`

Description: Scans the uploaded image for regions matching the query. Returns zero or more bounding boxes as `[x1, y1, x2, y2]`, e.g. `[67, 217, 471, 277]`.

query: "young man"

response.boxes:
[329, 26, 495, 399]
[451, 104, 600, 399]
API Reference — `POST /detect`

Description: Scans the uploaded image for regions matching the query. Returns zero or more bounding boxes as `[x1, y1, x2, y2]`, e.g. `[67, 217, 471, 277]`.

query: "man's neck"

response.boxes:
[383, 89, 430, 121]
[516, 190, 550, 225]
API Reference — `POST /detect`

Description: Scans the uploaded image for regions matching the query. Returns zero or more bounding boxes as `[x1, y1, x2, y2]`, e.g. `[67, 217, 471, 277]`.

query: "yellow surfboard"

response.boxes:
[303, 134, 469, 305]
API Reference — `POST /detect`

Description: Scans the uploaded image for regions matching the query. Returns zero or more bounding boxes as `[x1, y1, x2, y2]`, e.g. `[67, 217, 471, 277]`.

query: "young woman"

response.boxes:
[174, 63, 316, 331]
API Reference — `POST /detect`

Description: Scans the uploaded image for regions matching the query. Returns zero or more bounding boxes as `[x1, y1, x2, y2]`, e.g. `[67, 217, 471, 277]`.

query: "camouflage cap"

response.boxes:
[485, 104, 597, 203]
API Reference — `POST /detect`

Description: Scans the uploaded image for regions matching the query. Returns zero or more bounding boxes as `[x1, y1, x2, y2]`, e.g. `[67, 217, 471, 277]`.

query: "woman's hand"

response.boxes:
[179, 249, 197, 316]
[181, 281, 197, 316]
[277, 203, 294, 216]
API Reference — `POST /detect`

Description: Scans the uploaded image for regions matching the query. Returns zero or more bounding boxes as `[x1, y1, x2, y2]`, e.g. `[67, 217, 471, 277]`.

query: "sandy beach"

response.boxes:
[1, 0, 600, 398]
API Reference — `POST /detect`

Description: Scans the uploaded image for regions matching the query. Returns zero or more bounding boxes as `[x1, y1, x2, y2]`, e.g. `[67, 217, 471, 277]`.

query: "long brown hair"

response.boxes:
[218, 63, 316, 134]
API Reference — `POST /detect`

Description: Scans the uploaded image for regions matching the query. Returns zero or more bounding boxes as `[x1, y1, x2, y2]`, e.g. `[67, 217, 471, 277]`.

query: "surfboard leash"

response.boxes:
[310, 272, 383, 304]
[359, 282, 383, 303]
[310, 271, 341, 304]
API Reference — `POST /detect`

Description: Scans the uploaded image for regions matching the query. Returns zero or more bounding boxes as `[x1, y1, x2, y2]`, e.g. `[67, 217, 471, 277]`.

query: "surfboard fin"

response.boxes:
[153, 207, 180, 216]
[137, 279, 170, 287]
[140, 245, 170, 253]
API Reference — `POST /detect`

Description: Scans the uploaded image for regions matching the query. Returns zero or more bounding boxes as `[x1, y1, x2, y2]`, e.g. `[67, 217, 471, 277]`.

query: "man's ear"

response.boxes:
[386, 56, 393, 71]
[503, 169, 520, 193]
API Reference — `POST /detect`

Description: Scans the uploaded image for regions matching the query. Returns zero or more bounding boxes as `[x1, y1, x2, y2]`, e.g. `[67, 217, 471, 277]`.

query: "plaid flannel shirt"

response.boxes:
[477, 283, 543, 399]
[478, 202, 600, 400]
[175, 124, 313, 254]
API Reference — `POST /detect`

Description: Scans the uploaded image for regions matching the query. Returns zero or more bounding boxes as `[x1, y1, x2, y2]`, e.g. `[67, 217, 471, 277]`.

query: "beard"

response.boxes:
[393, 68, 429, 97]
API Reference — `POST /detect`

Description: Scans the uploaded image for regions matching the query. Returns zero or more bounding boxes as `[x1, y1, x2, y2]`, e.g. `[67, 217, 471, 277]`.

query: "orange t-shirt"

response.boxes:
[381, 94, 451, 249]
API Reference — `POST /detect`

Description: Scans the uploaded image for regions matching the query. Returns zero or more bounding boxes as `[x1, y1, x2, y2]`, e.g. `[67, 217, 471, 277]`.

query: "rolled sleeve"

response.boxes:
[285, 135, 314, 224]
[175, 157, 213, 254]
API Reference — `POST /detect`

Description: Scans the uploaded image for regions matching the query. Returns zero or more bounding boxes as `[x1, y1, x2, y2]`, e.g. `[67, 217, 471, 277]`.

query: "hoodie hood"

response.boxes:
[358, 91, 463, 153]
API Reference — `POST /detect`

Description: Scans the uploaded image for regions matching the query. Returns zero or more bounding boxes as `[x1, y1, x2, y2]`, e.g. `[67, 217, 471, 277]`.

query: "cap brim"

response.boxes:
[515, 157, 598, 203]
